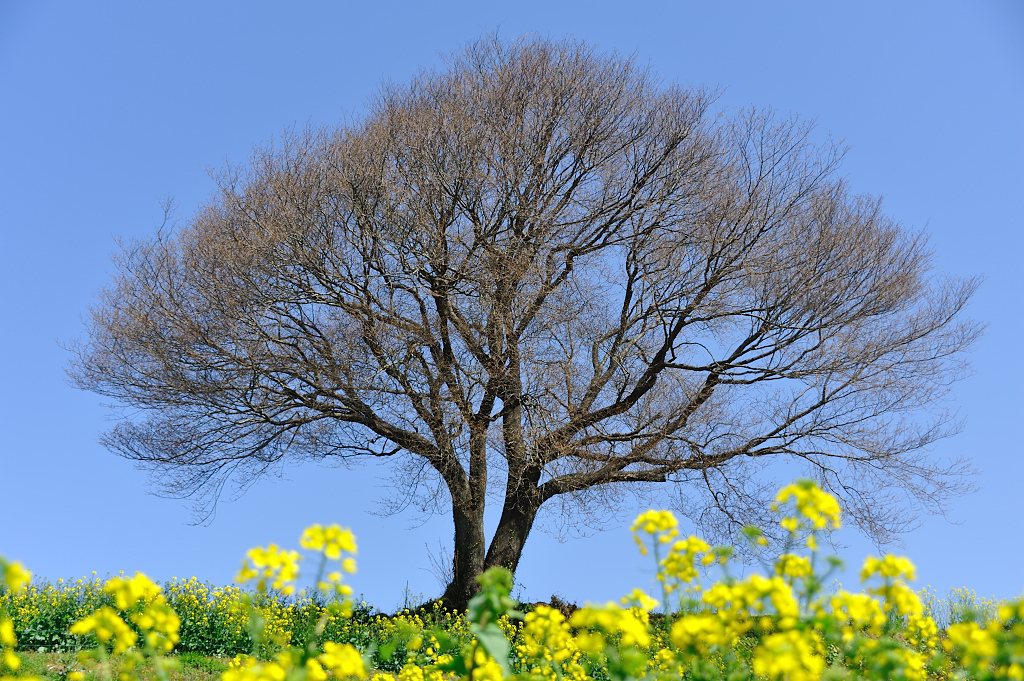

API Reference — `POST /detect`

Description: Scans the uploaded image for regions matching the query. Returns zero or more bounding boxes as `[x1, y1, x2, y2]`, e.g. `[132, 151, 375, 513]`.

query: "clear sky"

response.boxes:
[1, 1, 1021, 610]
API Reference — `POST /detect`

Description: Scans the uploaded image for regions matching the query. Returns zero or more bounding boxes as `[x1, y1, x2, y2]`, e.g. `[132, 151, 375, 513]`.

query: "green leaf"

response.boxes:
[377, 639, 399, 662]
[471, 623, 511, 675]
[434, 654, 469, 676]
[467, 567, 518, 626]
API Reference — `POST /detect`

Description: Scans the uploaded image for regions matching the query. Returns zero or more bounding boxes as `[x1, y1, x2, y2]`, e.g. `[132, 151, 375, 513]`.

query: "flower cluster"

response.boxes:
[300, 525, 357, 563]
[236, 545, 303, 596]
[0, 555, 31, 677]
[101, 573, 182, 653]
[299, 524, 358, 602]
[519, 605, 576, 667]
[751, 628, 826, 681]
[224, 643, 367, 681]
[772, 480, 842, 533]
[69, 606, 138, 655]
[570, 604, 651, 650]
[61, 571, 183, 681]
[2, 563, 30, 594]
[659, 536, 712, 589]
[941, 599, 1024, 679]
[3, 482, 1024, 681]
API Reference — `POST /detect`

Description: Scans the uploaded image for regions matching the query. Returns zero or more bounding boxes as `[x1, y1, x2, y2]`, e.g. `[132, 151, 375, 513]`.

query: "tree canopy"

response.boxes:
[69, 35, 981, 609]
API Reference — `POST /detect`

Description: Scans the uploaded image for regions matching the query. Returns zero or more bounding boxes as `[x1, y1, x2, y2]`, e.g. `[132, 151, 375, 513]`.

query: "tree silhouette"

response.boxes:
[69, 36, 981, 609]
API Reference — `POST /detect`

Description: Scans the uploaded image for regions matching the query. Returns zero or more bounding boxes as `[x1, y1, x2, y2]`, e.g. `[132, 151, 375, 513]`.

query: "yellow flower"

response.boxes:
[775, 554, 812, 579]
[222, 655, 290, 681]
[0, 620, 15, 647]
[773, 480, 842, 532]
[905, 612, 938, 648]
[521, 605, 577, 664]
[305, 659, 328, 681]
[131, 603, 181, 652]
[569, 604, 650, 648]
[300, 524, 357, 560]
[104, 573, 162, 611]
[1, 562, 31, 592]
[703, 574, 799, 620]
[887, 582, 923, 616]
[943, 621, 999, 659]
[319, 641, 367, 679]
[398, 664, 424, 681]
[752, 629, 825, 681]
[619, 589, 659, 612]
[70, 606, 138, 654]
[470, 647, 503, 681]
[234, 544, 301, 595]
[659, 536, 710, 587]
[631, 509, 678, 536]
[860, 555, 916, 582]
[2, 647, 21, 672]
[630, 510, 679, 554]
[670, 613, 737, 653]
[830, 591, 886, 635]
[900, 649, 928, 681]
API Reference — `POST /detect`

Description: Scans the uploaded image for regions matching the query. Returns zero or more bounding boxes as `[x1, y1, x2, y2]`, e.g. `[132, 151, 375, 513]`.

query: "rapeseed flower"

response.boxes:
[105, 572, 162, 611]
[619, 589, 659, 613]
[300, 524, 358, 561]
[899, 648, 929, 681]
[669, 613, 735, 653]
[469, 645, 503, 681]
[775, 554, 812, 579]
[752, 629, 826, 681]
[7, 479, 1023, 681]
[703, 574, 799, 621]
[860, 554, 916, 582]
[0, 618, 19, 673]
[319, 641, 367, 678]
[570, 604, 650, 648]
[830, 591, 886, 637]
[235, 544, 301, 595]
[70, 606, 138, 654]
[223, 654, 291, 681]
[520, 605, 575, 664]
[0, 621, 14, 648]
[398, 663, 424, 681]
[905, 611, 939, 648]
[132, 602, 181, 652]
[630, 510, 678, 555]
[772, 480, 842, 531]
[1, 562, 30, 592]
[2, 649, 19, 673]
[659, 536, 710, 588]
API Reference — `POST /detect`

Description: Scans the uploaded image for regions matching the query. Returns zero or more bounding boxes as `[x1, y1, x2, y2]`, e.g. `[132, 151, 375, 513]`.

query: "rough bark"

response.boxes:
[441, 499, 487, 610]
[484, 480, 542, 575]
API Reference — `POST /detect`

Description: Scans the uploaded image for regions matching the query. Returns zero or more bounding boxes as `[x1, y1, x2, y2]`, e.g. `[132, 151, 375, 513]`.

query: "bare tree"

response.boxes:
[68, 35, 981, 609]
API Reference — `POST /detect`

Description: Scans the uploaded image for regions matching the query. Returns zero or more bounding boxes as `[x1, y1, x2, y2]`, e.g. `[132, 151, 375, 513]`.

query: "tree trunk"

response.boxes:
[440, 499, 487, 611]
[483, 482, 541, 574]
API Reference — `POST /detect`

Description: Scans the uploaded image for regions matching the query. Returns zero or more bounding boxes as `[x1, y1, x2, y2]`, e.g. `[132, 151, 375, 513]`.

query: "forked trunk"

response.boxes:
[483, 485, 541, 574]
[440, 501, 487, 611]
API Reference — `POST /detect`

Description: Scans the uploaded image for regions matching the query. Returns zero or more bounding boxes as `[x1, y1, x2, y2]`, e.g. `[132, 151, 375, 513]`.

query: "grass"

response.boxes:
[920, 586, 1002, 629]
[15, 651, 231, 681]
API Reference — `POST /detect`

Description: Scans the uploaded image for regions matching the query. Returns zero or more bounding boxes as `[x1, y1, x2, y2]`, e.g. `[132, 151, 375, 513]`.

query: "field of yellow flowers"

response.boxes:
[2, 480, 1022, 681]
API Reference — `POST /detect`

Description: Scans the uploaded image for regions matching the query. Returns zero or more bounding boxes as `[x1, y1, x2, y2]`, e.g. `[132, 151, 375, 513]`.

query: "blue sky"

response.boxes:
[1, 1, 1021, 610]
